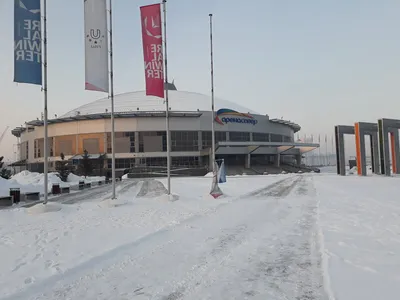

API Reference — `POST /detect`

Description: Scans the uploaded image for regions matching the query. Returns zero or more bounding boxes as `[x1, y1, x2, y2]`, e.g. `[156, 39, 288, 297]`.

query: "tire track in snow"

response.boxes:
[174, 175, 328, 300]
[243, 175, 326, 300]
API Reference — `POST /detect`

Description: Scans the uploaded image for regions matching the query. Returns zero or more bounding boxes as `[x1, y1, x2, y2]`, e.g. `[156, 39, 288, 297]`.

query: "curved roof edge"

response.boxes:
[60, 90, 259, 118]
[269, 118, 301, 133]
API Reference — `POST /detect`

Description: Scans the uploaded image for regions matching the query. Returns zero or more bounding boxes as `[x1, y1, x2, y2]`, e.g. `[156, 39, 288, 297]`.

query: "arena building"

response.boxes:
[11, 84, 319, 176]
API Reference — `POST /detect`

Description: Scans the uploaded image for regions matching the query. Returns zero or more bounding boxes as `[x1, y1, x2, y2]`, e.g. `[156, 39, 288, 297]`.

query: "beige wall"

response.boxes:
[54, 135, 76, 156]
[77, 133, 105, 154]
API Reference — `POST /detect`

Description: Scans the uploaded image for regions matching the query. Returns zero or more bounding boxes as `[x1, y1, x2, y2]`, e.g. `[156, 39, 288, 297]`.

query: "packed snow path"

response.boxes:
[4, 175, 327, 300]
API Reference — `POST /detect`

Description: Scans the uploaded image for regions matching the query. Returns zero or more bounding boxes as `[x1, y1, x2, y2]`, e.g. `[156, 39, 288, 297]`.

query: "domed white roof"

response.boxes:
[61, 90, 259, 118]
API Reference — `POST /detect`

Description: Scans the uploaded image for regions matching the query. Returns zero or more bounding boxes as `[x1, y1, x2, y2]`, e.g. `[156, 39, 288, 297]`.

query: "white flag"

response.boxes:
[84, 0, 109, 92]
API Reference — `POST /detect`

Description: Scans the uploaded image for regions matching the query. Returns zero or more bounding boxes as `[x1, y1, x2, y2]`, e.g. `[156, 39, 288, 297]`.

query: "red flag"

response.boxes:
[140, 4, 164, 98]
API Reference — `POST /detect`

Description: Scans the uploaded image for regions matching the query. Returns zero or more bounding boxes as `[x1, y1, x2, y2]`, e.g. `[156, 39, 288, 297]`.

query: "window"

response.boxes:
[172, 156, 199, 167]
[34, 140, 38, 158]
[108, 158, 136, 169]
[271, 134, 282, 142]
[283, 135, 293, 142]
[253, 133, 270, 142]
[202, 131, 226, 149]
[229, 132, 250, 142]
[171, 131, 198, 151]
[34, 138, 53, 158]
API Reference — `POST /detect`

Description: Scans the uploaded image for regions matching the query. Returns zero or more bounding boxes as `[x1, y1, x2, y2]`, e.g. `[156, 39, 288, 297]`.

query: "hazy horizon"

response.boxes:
[1, 0, 400, 161]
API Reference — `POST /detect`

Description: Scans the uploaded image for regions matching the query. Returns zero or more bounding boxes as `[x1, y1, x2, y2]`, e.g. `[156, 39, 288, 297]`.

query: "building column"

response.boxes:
[274, 153, 280, 167]
[52, 137, 56, 157]
[295, 154, 302, 166]
[135, 132, 139, 153]
[198, 131, 203, 166]
[198, 131, 202, 151]
[135, 132, 140, 166]
[245, 154, 251, 168]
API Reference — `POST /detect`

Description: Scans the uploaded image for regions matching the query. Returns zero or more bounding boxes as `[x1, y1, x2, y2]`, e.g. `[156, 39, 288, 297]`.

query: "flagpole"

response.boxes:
[109, 0, 116, 199]
[331, 134, 334, 165]
[209, 13, 216, 174]
[318, 135, 321, 166]
[325, 135, 328, 166]
[163, 0, 171, 195]
[42, 0, 49, 204]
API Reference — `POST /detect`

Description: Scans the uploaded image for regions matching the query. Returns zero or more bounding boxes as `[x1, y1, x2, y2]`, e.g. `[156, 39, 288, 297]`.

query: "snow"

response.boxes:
[0, 173, 399, 299]
[315, 175, 400, 300]
[0, 171, 105, 197]
[26, 203, 62, 214]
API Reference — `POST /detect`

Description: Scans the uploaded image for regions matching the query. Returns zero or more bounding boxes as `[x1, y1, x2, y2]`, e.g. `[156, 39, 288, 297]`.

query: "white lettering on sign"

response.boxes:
[14, 19, 42, 63]
[145, 44, 163, 79]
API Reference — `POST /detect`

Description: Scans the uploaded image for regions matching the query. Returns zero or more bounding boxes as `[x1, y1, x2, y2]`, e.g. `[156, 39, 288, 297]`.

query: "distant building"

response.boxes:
[11, 85, 318, 176]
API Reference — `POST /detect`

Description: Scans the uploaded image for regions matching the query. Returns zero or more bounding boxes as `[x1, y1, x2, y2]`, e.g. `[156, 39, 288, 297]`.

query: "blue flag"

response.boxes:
[218, 161, 227, 183]
[14, 0, 42, 85]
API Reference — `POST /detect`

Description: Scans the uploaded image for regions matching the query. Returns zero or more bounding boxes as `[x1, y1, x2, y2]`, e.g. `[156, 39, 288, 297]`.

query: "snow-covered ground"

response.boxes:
[0, 173, 399, 299]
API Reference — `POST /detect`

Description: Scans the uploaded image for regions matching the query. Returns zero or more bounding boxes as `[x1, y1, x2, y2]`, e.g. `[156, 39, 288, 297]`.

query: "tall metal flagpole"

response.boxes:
[209, 14, 216, 173]
[42, 0, 49, 205]
[109, 0, 116, 199]
[325, 135, 328, 165]
[163, 0, 171, 195]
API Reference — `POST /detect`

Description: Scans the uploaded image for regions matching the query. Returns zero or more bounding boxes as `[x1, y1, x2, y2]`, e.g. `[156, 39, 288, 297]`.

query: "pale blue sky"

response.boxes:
[1, 0, 400, 160]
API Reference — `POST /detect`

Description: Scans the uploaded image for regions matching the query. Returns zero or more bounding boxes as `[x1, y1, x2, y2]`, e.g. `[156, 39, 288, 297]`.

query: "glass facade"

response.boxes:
[253, 132, 270, 142]
[202, 131, 227, 149]
[171, 131, 198, 151]
[271, 133, 283, 142]
[108, 158, 136, 169]
[283, 135, 293, 142]
[172, 156, 199, 167]
[108, 156, 200, 169]
[229, 132, 250, 142]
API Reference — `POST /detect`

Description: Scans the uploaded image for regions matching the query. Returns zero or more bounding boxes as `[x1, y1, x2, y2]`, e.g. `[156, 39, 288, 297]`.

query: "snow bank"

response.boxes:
[136, 179, 169, 198]
[0, 171, 106, 197]
[26, 203, 62, 214]
[67, 173, 105, 185]
[0, 171, 63, 196]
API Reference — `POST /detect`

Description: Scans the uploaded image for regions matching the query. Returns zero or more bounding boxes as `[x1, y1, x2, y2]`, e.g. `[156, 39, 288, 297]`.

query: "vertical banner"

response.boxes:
[84, 0, 109, 92]
[140, 4, 164, 98]
[14, 0, 42, 85]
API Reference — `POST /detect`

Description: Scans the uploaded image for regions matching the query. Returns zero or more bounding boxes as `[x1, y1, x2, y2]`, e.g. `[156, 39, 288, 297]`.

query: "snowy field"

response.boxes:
[0, 173, 399, 299]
